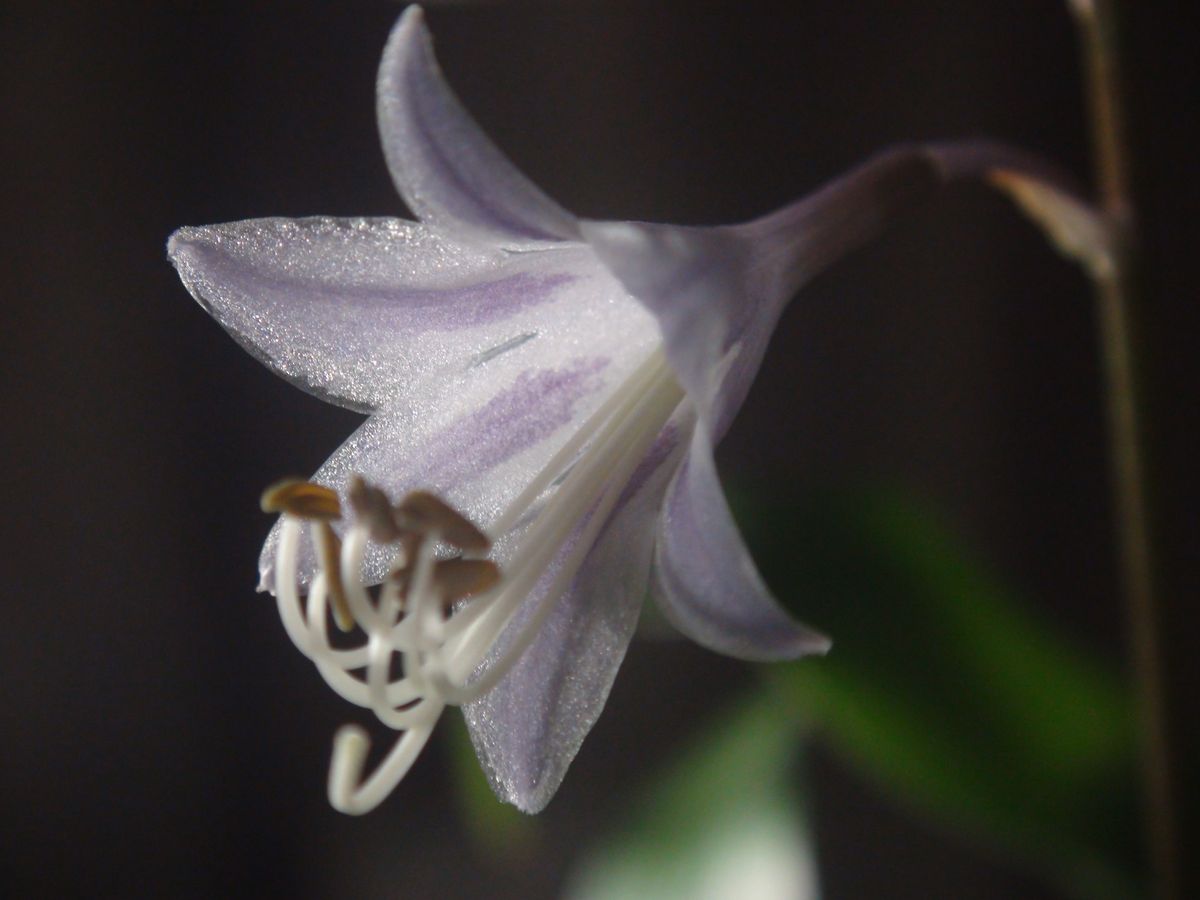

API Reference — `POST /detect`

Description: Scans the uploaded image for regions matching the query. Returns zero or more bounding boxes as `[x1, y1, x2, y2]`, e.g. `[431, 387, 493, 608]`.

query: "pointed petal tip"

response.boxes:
[166, 226, 223, 285]
[672, 612, 834, 663]
[469, 734, 559, 814]
[400, 3, 425, 27]
[385, 4, 429, 64]
[800, 629, 833, 658]
[654, 431, 841, 664]
[165, 227, 216, 310]
[165, 226, 199, 263]
[501, 782, 552, 815]
[489, 755, 565, 814]
[376, 1, 578, 244]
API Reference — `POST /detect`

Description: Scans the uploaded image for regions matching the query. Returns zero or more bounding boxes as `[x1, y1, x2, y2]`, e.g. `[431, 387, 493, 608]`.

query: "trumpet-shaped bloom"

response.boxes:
[168, 7, 963, 814]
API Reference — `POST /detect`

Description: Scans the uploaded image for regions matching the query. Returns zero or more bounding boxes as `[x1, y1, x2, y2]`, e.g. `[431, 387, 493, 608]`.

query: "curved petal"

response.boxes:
[169, 217, 652, 414]
[377, 7, 579, 246]
[581, 147, 942, 439]
[463, 418, 687, 812]
[653, 428, 831, 661]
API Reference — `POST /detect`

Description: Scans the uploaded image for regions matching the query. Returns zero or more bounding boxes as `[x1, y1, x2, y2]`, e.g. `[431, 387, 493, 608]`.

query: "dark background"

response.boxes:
[2, 1, 1195, 898]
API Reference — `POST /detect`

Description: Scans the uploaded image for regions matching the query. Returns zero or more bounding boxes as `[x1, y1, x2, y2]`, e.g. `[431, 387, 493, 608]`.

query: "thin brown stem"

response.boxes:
[1074, 0, 1132, 216]
[1069, 2, 1177, 898]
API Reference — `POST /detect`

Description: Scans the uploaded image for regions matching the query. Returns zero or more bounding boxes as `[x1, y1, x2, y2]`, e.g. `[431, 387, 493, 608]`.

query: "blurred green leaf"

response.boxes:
[736, 485, 1141, 900]
[564, 693, 819, 900]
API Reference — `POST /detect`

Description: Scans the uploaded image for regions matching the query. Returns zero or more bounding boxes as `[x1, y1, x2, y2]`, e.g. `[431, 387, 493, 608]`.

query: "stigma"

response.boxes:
[266, 348, 684, 814]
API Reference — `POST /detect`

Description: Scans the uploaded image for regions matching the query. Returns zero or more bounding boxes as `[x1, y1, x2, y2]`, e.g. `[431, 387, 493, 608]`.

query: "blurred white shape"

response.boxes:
[566, 800, 819, 900]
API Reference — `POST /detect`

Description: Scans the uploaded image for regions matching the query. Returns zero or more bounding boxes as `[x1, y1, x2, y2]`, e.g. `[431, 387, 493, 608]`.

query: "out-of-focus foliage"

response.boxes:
[563, 694, 818, 900]
[739, 486, 1141, 900]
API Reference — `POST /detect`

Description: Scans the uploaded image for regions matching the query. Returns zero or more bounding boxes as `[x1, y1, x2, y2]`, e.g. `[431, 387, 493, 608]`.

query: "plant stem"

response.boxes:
[1069, 3, 1177, 898]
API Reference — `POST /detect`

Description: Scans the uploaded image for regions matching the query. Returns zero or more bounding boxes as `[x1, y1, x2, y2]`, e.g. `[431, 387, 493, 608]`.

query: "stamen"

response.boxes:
[347, 475, 403, 543]
[268, 346, 685, 814]
[327, 700, 443, 816]
[260, 479, 341, 520]
[314, 522, 354, 632]
[436, 354, 683, 700]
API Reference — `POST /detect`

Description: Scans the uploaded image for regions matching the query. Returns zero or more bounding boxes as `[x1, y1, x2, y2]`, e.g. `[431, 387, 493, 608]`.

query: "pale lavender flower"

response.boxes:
[167, 7, 1011, 815]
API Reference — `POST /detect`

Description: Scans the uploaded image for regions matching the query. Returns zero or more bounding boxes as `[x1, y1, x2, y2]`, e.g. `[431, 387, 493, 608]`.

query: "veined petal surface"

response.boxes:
[378, 8, 579, 246]
[258, 341, 665, 590]
[169, 217, 654, 414]
[653, 429, 831, 661]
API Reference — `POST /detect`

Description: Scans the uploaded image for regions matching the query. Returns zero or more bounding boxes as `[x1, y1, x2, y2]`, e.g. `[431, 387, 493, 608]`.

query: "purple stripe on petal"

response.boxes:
[399, 358, 611, 493]
[259, 356, 615, 590]
[299, 271, 577, 335]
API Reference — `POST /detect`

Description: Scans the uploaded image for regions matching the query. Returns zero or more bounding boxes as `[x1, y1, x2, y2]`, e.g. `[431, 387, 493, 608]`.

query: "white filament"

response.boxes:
[273, 347, 684, 814]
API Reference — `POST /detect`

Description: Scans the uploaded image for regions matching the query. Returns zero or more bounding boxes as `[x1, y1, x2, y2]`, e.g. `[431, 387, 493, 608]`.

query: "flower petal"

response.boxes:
[463, 419, 688, 812]
[169, 217, 651, 414]
[582, 147, 942, 438]
[654, 428, 831, 661]
[377, 7, 580, 246]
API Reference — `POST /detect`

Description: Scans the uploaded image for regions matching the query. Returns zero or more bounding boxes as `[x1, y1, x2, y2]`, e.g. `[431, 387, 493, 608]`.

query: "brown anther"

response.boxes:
[260, 479, 342, 521]
[347, 476, 403, 543]
[389, 557, 500, 609]
[315, 522, 354, 633]
[395, 491, 491, 553]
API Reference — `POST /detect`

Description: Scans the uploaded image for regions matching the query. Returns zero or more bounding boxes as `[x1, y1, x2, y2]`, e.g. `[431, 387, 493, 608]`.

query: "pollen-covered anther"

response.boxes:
[260, 479, 342, 520]
[261, 479, 353, 629]
[395, 490, 491, 553]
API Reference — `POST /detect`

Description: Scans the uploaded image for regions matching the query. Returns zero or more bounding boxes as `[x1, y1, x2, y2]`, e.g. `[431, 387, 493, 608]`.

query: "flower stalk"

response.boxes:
[1069, 2, 1177, 898]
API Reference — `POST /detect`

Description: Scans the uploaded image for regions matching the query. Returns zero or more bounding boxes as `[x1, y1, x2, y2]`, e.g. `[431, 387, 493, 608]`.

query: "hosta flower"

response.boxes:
[168, 7, 1038, 815]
